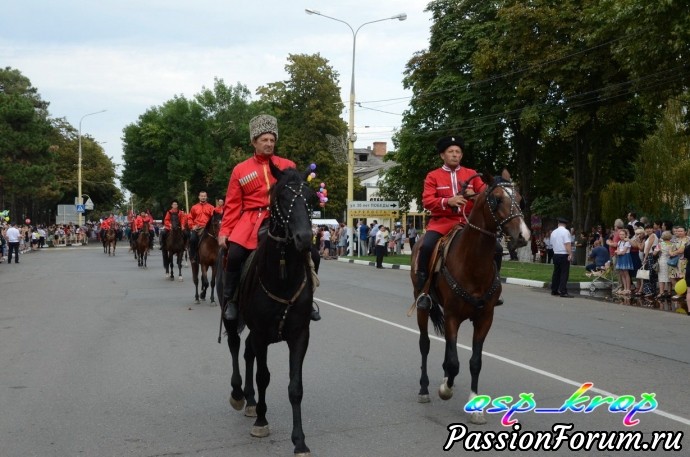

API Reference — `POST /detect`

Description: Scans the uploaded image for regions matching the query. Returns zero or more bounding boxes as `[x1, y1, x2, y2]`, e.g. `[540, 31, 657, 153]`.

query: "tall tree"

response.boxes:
[257, 53, 348, 219]
[0, 67, 57, 222]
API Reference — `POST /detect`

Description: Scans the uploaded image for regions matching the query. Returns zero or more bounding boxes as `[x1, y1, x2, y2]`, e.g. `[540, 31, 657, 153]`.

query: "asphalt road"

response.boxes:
[1, 246, 688, 456]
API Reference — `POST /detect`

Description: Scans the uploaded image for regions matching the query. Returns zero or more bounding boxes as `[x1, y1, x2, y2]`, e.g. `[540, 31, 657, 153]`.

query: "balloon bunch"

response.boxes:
[305, 163, 328, 208]
[0, 209, 9, 222]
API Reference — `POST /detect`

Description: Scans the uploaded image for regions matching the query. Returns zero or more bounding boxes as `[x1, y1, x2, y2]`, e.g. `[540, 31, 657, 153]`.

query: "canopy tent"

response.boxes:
[312, 218, 340, 228]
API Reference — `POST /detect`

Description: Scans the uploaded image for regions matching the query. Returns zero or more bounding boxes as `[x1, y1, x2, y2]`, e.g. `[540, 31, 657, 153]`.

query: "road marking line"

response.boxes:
[315, 297, 690, 427]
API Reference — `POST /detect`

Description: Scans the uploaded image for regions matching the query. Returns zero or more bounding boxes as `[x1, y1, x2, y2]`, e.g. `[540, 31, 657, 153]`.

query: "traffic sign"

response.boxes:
[84, 198, 94, 210]
[76, 204, 85, 213]
[348, 201, 399, 210]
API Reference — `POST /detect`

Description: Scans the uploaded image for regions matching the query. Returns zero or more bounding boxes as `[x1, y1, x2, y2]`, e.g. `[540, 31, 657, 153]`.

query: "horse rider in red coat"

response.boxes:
[134, 210, 155, 250]
[214, 198, 224, 214]
[187, 191, 215, 262]
[415, 135, 487, 310]
[218, 114, 320, 322]
[160, 200, 188, 249]
[100, 213, 115, 241]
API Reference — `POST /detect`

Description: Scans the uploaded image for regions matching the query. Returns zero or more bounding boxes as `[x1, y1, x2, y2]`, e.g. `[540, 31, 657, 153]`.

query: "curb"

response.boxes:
[336, 257, 597, 294]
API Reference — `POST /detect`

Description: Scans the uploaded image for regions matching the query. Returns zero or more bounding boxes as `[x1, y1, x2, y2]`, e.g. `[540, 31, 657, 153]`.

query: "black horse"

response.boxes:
[162, 213, 186, 281]
[217, 164, 315, 456]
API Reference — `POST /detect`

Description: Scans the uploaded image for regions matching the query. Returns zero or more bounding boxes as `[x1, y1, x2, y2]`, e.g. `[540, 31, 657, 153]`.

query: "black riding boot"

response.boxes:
[415, 271, 431, 310]
[222, 271, 240, 321]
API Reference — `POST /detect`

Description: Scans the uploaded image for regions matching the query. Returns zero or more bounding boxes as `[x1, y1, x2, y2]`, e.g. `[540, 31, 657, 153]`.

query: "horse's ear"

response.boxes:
[501, 168, 511, 182]
[301, 168, 311, 182]
[269, 159, 283, 181]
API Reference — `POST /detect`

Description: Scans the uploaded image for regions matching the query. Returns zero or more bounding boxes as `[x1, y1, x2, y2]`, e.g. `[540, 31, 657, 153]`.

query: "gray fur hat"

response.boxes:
[249, 114, 278, 141]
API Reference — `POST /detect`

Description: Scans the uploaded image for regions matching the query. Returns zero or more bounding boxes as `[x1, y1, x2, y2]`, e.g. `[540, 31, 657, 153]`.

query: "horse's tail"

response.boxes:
[429, 301, 445, 336]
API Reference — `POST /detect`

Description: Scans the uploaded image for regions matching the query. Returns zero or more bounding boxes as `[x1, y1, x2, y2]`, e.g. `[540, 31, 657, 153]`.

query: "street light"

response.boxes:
[77, 109, 106, 228]
[305, 9, 406, 251]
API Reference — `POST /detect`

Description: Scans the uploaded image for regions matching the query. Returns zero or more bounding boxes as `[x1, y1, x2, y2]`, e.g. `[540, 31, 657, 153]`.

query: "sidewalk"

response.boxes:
[336, 257, 610, 298]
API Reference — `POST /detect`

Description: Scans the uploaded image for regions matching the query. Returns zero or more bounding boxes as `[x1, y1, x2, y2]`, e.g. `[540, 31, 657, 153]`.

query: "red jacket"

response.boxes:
[101, 217, 113, 230]
[423, 165, 486, 234]
[220, 154, 296, 249]
[164, 209, 187, 230]
[135, 214, 153, 231]
[188, 202, 214, 229]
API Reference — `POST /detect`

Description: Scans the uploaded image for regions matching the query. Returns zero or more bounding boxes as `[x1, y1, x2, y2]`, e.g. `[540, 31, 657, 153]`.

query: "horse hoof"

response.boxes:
[178, 277, 183, 282]
[295, 453, 311, 457]
[244, 405, 257, 417]
[438, 378, 453, 400]
[250, 424, 270, 438]
[469, 411, 487, 425]
[229, 396, 245, 411]
[418, 394, 431, 403]
[194, 299, 200, 304]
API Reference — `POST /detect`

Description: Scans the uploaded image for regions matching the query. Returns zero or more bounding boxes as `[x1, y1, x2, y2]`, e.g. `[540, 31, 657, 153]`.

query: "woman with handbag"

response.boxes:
[638, 225, 659, 297]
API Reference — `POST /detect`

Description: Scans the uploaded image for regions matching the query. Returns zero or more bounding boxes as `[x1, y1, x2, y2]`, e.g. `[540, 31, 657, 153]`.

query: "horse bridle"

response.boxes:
[460, 175, 524, 238]
[268, 181, 312, 244]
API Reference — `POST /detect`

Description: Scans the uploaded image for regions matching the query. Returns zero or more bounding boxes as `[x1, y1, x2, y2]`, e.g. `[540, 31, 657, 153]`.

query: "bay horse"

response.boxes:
[410, 170, 530, 424]
[217, 164, 315, 456]
[105, 227, 117, 256]
[162, 213, 186, 281]
[192, 211, 221, 303]
[135, 221, 150, 268]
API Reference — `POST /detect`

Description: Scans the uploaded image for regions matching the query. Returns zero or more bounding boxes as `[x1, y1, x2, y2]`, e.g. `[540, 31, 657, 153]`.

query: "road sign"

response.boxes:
[349, 209, 399, 218]
[76, 204, 85, 213]
[348, 201, 399, 210]
[84, 198, 94, 210]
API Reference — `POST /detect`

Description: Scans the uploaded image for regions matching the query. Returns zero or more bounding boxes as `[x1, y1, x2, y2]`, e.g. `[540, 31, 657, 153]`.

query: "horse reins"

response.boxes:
[460, 178, 524, 238]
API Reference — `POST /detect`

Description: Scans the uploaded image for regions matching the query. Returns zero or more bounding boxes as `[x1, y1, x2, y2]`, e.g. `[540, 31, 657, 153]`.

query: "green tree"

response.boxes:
[601, 100, 690, 225]
[0, 67, 58, 223]
[257, 53, 348, 219]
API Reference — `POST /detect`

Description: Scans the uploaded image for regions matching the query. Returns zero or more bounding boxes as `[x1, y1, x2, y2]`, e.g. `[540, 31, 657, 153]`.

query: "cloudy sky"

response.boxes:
[2, 0, 433, 170]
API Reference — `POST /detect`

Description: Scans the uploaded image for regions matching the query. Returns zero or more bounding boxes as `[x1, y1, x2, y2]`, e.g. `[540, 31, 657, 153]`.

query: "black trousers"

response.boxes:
[551, 253, 570, 295]
[7, 242, 19, 263]
[375, 245, 386, 268]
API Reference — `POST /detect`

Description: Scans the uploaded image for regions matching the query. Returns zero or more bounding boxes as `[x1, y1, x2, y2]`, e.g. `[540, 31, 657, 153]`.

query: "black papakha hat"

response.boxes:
[435, 135, 465, 154]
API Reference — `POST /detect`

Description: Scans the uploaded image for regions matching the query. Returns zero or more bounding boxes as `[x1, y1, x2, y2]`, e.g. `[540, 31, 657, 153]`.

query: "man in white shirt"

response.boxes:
[6, 222, 21, 264]
[550, 217, 573, 297]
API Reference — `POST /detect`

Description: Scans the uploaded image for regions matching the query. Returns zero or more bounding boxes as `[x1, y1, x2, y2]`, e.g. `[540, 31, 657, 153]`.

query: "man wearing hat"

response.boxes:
[218, 114, 320, 322]
[414, 135, 486, 310]
[550, 217, 573, 297]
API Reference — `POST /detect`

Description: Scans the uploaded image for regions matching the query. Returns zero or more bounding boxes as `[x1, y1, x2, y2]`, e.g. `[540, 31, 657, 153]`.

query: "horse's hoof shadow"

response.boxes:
[250, 424, 269, 438]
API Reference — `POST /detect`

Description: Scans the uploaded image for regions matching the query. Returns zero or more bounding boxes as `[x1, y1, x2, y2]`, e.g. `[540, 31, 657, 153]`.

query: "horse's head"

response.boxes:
[268, 162, 314, 252]
[170, 212, 182, 231]
[480, 170, 530, 248]
[207, 212, 222, 237]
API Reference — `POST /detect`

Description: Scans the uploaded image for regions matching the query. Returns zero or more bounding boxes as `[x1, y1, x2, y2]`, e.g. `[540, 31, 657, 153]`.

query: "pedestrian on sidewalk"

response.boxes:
[6, 222, 21, 264]
[550, 218, 573, 297]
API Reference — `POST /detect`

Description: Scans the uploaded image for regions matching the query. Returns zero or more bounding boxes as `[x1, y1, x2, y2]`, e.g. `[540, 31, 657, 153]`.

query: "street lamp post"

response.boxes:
[305, 9, 406, 252]
[78, 110, 106, 228]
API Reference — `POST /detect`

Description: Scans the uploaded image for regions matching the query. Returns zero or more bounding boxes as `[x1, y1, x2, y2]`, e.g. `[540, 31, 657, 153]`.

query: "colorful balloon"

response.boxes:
[675, 279, 687, 295]
[320, 182, 325, 188]
[25, 218, 31, 224]
[310, 163, 316, 170]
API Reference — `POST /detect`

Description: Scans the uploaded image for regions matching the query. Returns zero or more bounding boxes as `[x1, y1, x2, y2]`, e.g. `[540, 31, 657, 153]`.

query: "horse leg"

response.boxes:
[192, 261, 200, 303]
[243, 337, 257, 416]
[417, 309, 431, 403]
[467, 314, 493, 425]
[200, 266, 209, 300]
[209, 264, 216, 304]
[177, 252, 183, 281]
[286, 329, 311, 456]
[224, 317, 246, 411]
[439, 320, 460, 401]
[250, 335, 270, 438]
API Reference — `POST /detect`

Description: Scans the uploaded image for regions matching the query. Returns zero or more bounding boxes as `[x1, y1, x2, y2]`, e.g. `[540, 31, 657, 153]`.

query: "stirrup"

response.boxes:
[415, 293, 431, 311]
[310, 302, 321, 321]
